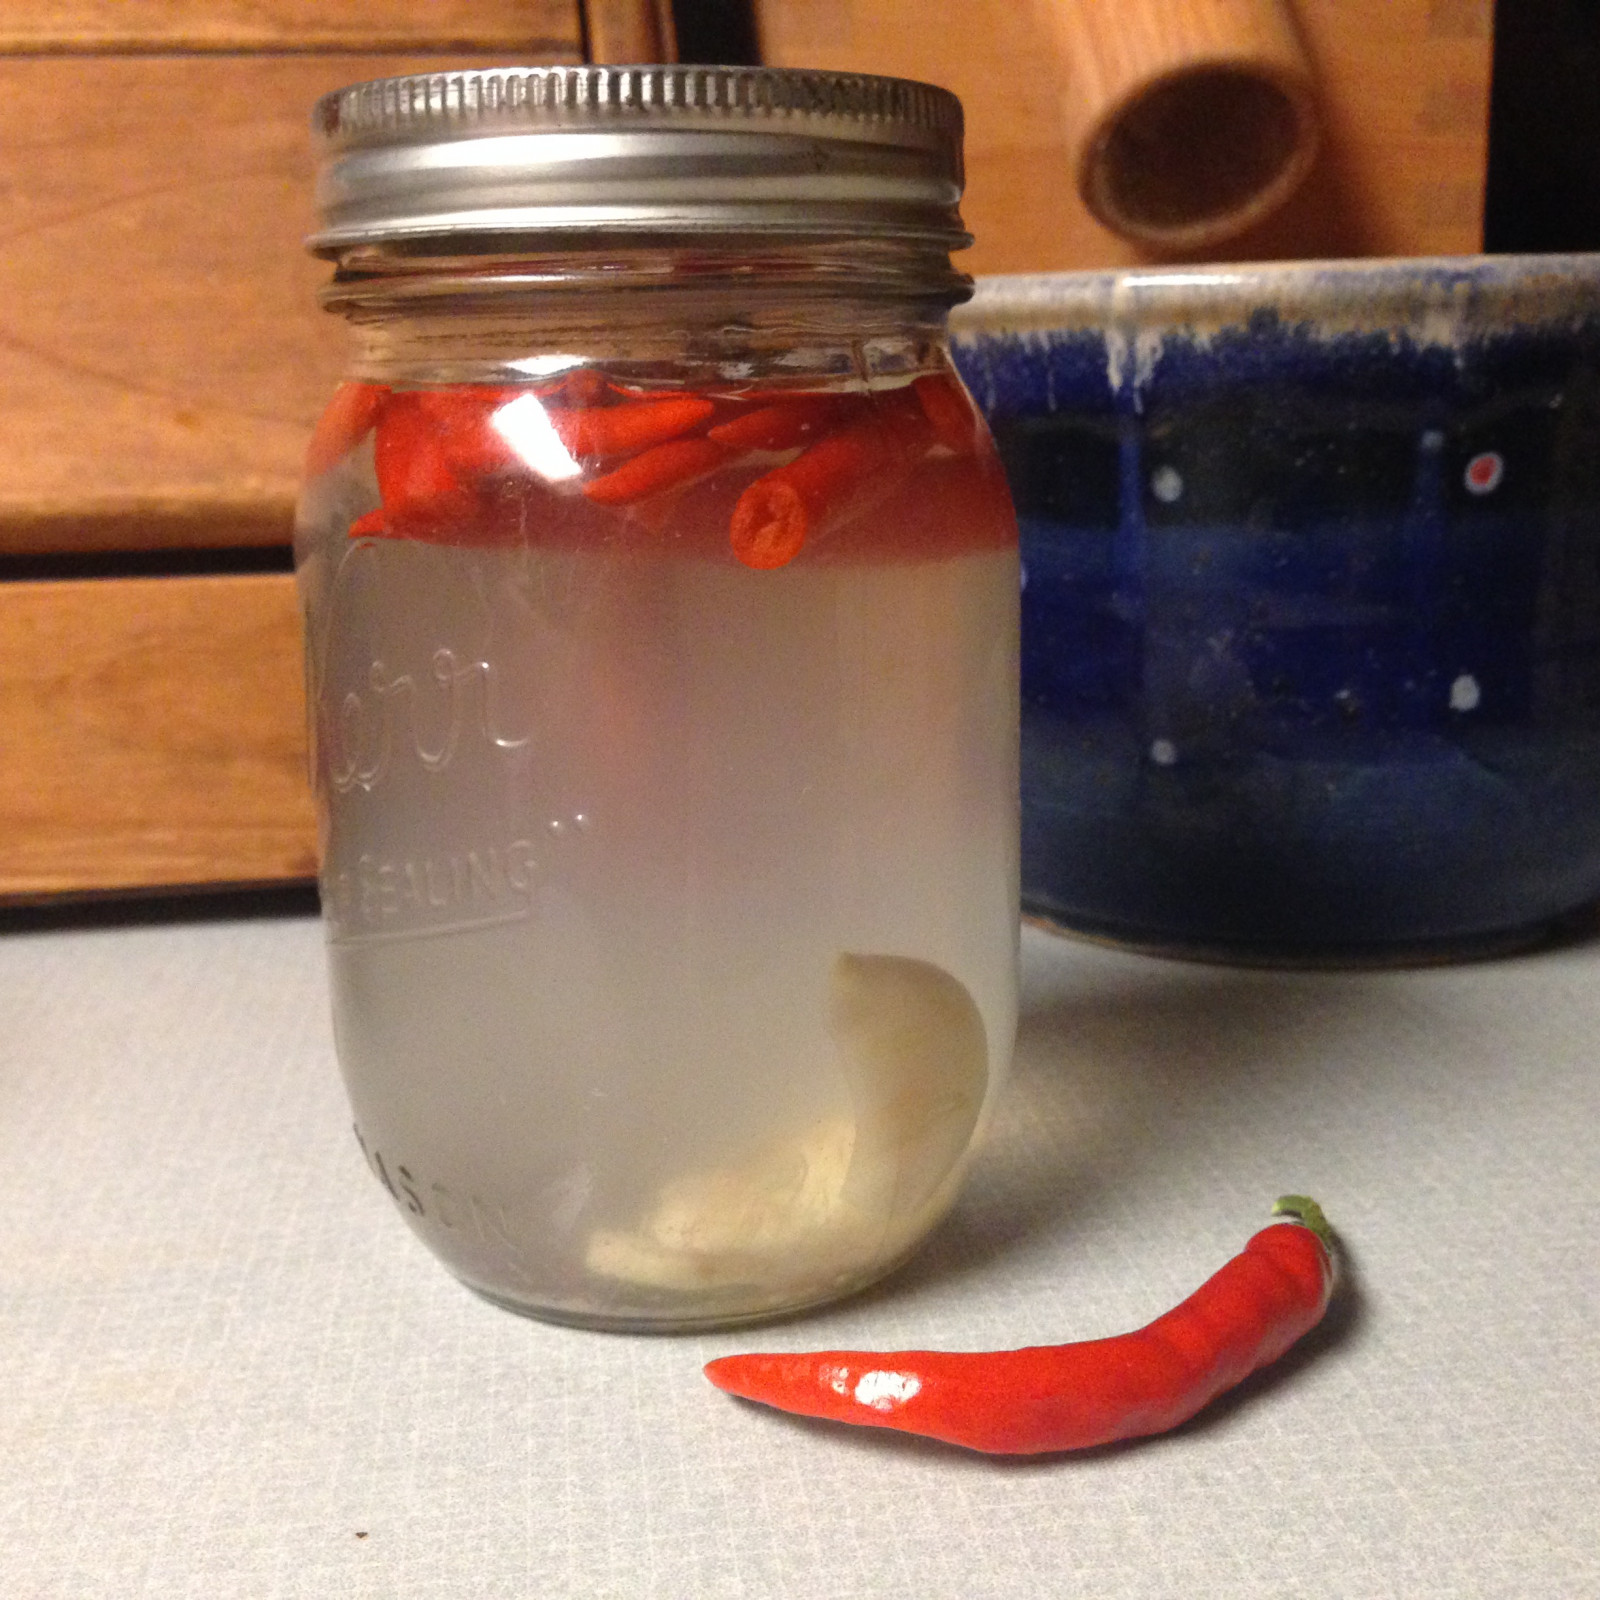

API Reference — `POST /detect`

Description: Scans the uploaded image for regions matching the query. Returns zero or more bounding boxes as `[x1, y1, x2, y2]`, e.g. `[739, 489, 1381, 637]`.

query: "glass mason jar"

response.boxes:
[297, 66, 1019, 1328]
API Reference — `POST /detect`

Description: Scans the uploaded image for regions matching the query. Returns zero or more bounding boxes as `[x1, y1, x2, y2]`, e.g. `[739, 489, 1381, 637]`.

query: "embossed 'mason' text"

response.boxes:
[324, 647, 529, 794]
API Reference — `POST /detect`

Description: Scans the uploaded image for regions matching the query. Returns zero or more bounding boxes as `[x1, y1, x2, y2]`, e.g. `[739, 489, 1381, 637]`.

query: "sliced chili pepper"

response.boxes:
[582, 436, 732, 506]
[551, 394, 716, 460]
[410, 386, 530, 480]
[420, 389, 718, 481]
[375, 393, 472, 511]
[704, 1196, 1337, 1455]
[340, 373, 1000, 558]
[365, 391, 514, 544]
[558, 366, 611, 407]
[305, 381, 389, 478]
[706, 395, 852, 453]
[912, 372, 983, 455]
[728, 391, 933, 570]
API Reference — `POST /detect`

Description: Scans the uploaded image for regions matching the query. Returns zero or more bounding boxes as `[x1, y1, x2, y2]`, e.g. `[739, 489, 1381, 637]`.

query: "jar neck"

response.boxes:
[323, 238, 969, 386]
[325, 237, 966, 312]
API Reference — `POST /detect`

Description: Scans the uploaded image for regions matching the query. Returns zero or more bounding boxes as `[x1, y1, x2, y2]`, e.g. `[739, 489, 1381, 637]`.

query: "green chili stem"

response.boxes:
[1272, 1194, 1335, 1254]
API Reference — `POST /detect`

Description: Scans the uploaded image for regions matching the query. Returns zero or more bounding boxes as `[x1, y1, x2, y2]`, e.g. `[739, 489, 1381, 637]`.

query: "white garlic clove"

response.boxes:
[644, 1114, 854, 1256]
[584, 954, 987, 1294]
[829, 953, 988, 1228]
[584, 1116, 854, 1291]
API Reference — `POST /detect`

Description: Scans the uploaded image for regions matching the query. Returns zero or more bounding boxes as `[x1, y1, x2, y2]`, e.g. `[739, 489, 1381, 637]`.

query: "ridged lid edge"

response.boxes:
[315, 65, 964, 152]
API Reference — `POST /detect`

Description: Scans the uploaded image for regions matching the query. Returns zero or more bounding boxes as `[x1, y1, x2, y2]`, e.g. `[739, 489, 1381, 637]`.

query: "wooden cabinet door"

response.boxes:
[0, 4, 591, 900]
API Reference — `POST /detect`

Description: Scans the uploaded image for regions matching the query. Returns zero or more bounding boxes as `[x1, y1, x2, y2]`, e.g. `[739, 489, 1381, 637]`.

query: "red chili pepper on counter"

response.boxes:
[704, 1196, 1337, 1455]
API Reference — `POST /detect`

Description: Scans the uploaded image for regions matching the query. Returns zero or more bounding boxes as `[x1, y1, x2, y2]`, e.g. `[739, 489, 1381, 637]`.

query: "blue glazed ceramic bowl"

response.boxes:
[951, 257, 1600, 960]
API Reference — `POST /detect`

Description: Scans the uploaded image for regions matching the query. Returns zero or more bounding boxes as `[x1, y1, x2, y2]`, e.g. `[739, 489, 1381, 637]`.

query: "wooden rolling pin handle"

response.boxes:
[1038, 0, 1323, 252]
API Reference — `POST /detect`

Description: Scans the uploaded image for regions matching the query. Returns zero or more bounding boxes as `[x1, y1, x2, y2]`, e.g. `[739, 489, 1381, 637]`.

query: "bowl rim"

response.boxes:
[951, 253, 1600, 336]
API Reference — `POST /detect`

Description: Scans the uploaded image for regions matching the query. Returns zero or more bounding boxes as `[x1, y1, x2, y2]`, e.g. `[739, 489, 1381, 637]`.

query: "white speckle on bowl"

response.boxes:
[1150, 738, 1178, 766]
[1450, 673, 1482, 712]
[1151, 465, 1184, 504]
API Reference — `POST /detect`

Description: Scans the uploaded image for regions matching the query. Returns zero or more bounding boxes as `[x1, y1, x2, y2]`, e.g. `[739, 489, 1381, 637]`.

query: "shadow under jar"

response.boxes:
[297, 68, 1020, 1329]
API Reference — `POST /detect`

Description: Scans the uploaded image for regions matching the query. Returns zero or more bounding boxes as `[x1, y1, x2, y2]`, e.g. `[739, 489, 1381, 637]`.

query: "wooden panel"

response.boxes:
[582, 0, 677, 63]
[753, 0, 1493, 273]
[0, 574, 316, 897]
[0, 52, 574, 559]
[1306, 0, 1493, 257]
[0, 1, 580, 54]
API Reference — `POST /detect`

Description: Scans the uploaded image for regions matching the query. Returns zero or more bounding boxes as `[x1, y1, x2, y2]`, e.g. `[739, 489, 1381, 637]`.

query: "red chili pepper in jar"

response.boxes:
[304, 380, 388, 478]
[704, 1196, 1337, 1455]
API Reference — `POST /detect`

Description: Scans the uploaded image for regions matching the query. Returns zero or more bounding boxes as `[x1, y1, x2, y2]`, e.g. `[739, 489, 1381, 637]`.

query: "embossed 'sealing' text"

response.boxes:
[318, 640, 560, 945]
[324, 840, 539, 943]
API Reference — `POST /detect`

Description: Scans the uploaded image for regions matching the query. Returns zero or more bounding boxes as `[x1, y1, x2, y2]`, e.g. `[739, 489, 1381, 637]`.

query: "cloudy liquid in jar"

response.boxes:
[297, 371, 1019, 1326]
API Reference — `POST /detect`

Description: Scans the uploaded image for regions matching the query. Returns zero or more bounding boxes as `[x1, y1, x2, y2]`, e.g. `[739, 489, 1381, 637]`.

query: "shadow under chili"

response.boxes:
[855, 904, 1595, 1314]
[849, 966, 1362, 1309]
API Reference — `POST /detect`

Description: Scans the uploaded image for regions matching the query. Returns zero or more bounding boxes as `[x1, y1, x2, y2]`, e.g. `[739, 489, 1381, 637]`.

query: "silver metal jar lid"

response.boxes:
[308, 65, 968, 255]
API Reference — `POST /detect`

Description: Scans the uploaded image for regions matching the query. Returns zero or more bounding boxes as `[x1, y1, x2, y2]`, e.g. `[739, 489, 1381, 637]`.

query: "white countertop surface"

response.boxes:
[2, 907, 1596, 1599]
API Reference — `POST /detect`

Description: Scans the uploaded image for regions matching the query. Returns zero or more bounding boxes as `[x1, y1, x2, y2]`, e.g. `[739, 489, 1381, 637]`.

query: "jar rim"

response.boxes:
[308, 65, 970, 257]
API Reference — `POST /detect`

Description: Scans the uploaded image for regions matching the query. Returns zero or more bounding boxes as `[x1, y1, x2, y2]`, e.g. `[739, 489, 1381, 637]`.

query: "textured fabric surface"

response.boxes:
[1, 912, 1596, 1599]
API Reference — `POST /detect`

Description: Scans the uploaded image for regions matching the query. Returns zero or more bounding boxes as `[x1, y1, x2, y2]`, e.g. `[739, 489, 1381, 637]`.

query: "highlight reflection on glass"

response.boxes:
[491, 393, 581, 482]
